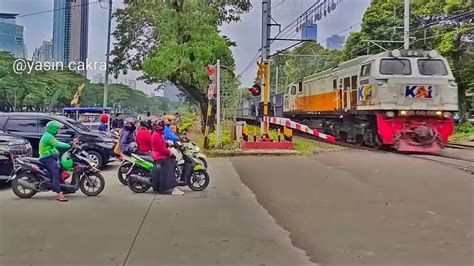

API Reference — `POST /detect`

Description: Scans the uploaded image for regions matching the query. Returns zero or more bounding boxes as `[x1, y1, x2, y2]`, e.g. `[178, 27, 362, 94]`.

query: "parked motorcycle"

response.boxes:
[8, 144, 105, 198]
[125, 145, 209, 193]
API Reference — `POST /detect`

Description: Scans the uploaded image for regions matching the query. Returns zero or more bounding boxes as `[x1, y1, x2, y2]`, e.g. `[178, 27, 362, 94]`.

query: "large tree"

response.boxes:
[110, 0, 251, 131]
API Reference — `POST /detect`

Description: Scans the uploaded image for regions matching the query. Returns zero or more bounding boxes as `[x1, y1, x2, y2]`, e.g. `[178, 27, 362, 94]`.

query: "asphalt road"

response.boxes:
[231, 150, 473, 266]
[0, 159, 313, 266]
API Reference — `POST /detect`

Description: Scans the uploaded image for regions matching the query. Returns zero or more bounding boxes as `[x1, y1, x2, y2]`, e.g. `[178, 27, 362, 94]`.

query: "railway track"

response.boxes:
[239, 117, 474, 174]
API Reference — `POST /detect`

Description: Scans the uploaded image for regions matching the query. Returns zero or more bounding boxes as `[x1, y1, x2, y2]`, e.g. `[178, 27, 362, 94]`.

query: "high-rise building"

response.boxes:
[301, 22, 318, 42]
[0, 13, 27, 58]
[52, 0, 89, 75]
[326, 34, 346, 50]
[32, 40, 53, 62]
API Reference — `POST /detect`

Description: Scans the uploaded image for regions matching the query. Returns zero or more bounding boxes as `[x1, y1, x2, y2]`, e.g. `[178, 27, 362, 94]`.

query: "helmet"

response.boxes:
[140, 119, 152, 130]
[152, 118, 166, 131]
[100, 114, 109, 123]
[46, 121, 63, 136]
[163, 114, 176, 121]
[60, 152, 74, 170]
[123, 117, 137, 131]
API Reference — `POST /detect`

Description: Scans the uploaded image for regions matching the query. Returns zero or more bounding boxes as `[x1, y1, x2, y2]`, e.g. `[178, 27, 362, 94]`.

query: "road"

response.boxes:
[231, 150, 473, 266]
[0, 159, 312, 266]
[0, 149, 472, 266]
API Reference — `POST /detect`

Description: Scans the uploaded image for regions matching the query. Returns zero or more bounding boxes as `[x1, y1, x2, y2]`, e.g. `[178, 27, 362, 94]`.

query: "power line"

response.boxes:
[0, 0, 101, 21]
[271, 0, 286, 9]
[238, 51, 261, 76]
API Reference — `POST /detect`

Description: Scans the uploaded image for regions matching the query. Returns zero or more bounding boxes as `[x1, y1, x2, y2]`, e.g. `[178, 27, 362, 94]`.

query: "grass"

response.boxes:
[179, 111, 197, 132]
[450, 122, 474, 142]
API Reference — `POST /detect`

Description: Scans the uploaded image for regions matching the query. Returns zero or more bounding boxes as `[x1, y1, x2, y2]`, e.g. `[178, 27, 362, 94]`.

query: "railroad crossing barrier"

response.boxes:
[263, 116, 336, 143]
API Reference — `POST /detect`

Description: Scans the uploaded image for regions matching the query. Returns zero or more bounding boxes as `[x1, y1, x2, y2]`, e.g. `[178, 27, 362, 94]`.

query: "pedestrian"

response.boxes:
[98, 114, 109, 132]
[39, 121, 76, 202]
[151, 118, 184, 195]
[112, 113, 124, 130]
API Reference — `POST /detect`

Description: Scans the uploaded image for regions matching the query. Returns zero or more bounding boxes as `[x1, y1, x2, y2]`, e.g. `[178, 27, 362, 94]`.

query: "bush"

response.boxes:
[455, 122, 474, 134]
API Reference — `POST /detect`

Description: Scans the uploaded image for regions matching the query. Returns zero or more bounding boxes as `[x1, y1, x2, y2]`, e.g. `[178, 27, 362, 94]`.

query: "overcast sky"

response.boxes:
[1, 0, 372, 90]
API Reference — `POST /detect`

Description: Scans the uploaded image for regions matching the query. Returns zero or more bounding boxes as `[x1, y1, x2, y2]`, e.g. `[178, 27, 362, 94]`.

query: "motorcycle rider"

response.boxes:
[39, 121, 75, 202]
[136, 119, 153, 154]
[120, 117, 137, 155]
[163, 114, 180, 142]
[151, 118, 184, 195]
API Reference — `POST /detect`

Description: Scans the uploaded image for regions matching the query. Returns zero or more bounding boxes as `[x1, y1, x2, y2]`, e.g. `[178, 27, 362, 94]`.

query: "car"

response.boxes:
[0, 129, 32, 185]
[0, 113, 116, 169]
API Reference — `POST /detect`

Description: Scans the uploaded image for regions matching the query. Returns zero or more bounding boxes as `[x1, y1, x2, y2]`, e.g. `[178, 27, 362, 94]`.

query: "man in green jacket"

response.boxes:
[39, 121, 72, 202]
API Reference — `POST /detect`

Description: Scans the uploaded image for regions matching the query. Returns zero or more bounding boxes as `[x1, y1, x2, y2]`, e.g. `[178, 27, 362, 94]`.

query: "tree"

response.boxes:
[0, 51, 181, 115]
[110, 0, 251, 132]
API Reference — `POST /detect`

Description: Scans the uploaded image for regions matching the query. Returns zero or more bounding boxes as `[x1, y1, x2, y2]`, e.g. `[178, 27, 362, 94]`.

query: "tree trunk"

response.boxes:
[200, 100, 216, 134]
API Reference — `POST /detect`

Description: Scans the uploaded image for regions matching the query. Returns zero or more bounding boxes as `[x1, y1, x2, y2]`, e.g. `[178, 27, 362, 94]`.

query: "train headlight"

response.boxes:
[436, 111, 442, 116]
[428, 50, 439, 58]
[391, 49, 401, 58]
[386, 111, 395, 118]
[443, 112, 452, 119]
[400, 110, 407, 116]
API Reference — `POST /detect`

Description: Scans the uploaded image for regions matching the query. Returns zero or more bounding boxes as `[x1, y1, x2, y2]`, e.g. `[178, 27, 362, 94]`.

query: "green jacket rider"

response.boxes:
[39, 121, 71, 202]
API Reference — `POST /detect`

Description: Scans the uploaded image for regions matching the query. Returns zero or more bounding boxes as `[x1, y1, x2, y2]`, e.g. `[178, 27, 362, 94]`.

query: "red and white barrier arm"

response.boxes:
[263, 116, 336, 143]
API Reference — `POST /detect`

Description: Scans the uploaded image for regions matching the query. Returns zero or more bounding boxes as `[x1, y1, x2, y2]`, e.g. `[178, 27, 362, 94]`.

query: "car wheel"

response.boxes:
[86, 150, 104, 169]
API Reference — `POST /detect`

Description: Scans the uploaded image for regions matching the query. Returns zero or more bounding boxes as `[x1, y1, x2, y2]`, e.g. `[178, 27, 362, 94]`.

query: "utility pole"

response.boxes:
[103, 0, 112, 108]
[216, 59, 221, 148]
[260, 0, 271, 134]
[404, 0, 410, 49]
[275, 65, 279, 95]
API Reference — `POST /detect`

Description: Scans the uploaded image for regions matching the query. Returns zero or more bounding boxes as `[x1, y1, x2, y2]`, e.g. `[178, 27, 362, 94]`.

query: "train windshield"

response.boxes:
[418, 59, 448, 76]
[380, 59, 411, 75]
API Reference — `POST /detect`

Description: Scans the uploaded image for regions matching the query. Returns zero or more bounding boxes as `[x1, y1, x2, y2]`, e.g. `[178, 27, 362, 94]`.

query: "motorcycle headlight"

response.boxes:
[195, 147, 200, 152]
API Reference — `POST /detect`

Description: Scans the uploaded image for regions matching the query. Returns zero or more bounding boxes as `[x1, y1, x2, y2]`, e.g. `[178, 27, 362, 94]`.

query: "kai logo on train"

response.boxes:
[405, 85, 433, 99]
[357, 85, 372, 101]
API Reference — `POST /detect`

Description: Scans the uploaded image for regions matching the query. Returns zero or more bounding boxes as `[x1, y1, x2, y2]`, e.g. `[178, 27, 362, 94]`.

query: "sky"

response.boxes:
[1, 0, 372, 91]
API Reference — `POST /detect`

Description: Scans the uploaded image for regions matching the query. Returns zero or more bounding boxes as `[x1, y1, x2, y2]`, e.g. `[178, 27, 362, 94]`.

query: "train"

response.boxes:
[238, 49, 458, 152]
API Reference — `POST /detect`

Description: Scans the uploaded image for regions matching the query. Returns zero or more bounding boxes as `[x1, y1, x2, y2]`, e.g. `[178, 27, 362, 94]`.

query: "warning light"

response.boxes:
[249, 84, 261, 96]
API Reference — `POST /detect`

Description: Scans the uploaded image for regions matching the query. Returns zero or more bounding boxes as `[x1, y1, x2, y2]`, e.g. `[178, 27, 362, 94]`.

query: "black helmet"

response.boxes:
[123, 117, 137, 131]
[140, 119, 152, 130]
[152, 118, 165, 131]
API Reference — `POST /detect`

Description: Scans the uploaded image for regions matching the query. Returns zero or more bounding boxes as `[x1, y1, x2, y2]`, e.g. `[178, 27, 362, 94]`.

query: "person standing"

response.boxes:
[151, 118, 184, 195]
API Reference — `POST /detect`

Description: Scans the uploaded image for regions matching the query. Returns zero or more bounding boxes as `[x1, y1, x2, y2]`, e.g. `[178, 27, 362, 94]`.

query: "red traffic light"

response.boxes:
[249, 84, 261, 96]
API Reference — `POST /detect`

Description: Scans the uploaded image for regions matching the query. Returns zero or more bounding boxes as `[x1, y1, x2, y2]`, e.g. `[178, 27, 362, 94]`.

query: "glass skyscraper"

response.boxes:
[0, 13, 27, 58]
[52, 0, 88, 75]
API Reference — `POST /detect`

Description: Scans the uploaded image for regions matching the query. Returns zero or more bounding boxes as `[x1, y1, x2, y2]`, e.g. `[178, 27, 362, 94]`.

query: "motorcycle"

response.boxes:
[125, 144, 210, 193]
[8, 144, 105, 198]
[117, 139, 207, 185]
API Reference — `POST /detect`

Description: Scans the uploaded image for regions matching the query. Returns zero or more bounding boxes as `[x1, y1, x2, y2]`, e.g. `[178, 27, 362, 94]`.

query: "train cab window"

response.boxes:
[333, 79, 337, 90]
[351, 76, 358, 91]
[290, 86, 297, 95]
[360, 64, 371, 77]
[380, 59, 411, 75]
[418, 59, 448, 76]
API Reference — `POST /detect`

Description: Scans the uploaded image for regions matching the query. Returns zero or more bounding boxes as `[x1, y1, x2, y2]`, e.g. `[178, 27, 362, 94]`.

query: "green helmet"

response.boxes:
[46, 121, 63, 135]
[60, 152, 74, 170]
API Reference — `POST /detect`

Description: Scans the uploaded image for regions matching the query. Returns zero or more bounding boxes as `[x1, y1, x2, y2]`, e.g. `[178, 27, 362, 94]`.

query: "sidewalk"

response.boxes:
[0, 160, 314, 266]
